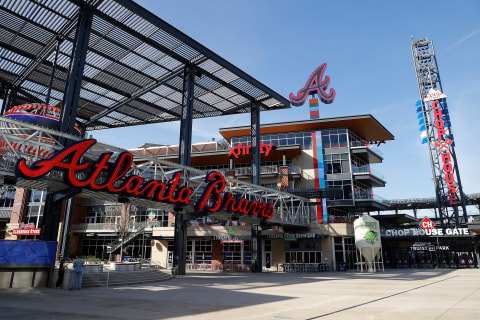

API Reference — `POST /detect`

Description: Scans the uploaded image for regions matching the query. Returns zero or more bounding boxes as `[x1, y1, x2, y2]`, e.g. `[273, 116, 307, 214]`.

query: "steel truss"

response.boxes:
[0, 117, 311, 227]
[411, 38, 467, 228]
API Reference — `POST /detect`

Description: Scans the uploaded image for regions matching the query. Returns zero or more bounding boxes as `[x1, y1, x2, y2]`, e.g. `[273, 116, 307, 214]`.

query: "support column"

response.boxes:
[251, 103, 261, 186]
[59, 198, 75, 258]
[250, 103, 262, 272]
[41, 5, 92, 252]
[5, 188, 29, 240]
[173, 66, 195, 275]
[280, 166, 289, 190]
[252, 225, 263, 272]
[58, 5, 92, 139]
[173, 207, 188, 275]
[1, 86, 11, 115]
[40, 193, 64, 242]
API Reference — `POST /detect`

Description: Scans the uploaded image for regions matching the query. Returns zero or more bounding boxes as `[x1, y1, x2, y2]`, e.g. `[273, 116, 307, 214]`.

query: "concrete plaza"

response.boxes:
[0, 269, 479, 320]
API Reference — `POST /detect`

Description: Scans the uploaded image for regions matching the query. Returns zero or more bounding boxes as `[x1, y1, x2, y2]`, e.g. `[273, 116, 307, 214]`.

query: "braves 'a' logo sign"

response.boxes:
[289, 63, 335, 106]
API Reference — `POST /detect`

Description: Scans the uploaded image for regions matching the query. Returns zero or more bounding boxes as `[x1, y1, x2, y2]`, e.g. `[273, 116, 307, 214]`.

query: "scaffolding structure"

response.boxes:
[411, 37, 467, 228]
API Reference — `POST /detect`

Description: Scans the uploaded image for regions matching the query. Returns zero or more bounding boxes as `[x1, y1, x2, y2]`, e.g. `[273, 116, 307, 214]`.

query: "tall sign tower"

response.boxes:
[411, 37, 467, 228]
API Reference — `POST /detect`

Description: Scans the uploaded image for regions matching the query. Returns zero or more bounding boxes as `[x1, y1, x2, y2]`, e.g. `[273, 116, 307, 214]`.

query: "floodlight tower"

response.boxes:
[411, 37, 467, 228]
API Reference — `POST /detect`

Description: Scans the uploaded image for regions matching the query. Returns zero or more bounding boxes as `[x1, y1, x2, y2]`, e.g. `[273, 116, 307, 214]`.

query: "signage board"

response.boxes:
[221, 240, 243, 244]
[382, 227, 470, 238]
[419, 217, 435, 231]
[14, 139, 275, 219]
[289, 63, 335, 106]
[12, 228, 41, 236]
[423, 88, 447, 102]
[228, 142, 274, 158]
[11, 223, 41, 236]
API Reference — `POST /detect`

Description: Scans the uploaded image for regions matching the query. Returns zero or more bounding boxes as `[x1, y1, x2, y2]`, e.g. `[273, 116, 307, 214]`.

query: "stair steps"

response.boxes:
[81, 269, 172, 288]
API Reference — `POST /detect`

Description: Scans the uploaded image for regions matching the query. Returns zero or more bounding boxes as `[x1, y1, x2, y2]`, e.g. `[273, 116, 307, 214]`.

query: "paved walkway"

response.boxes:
[0, 269, 479, 319]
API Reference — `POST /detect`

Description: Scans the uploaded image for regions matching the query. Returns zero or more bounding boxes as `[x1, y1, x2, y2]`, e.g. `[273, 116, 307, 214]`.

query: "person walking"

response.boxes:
[55, 258, 66, 289]
[69, 256, 85, 290]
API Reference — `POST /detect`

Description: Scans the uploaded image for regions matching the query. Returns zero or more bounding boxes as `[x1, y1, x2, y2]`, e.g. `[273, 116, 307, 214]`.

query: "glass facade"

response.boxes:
[0, 186, 15, 208]
[231, 131, 313, 149]
[324, 153, 351, 174]
[321, 129, 348, 149]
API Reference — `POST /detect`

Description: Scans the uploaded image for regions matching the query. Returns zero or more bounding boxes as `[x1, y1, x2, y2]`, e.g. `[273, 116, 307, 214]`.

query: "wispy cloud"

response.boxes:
[448, 30, 480, 50]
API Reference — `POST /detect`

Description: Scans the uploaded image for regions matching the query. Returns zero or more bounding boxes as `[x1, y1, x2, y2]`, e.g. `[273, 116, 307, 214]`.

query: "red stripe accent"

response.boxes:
[310, 110, 319, 116]
[311, 131, 323, 223]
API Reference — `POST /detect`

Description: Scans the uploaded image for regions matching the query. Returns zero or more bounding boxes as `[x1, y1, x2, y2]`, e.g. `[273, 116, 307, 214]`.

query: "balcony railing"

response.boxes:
[234, 165, 302, 177]
[350, 140, 383, 157]
[355, 191, 389, 204]
[235, 165, 279, 176]
[352, 166, 385, 181]
[72, 221, 148, 232]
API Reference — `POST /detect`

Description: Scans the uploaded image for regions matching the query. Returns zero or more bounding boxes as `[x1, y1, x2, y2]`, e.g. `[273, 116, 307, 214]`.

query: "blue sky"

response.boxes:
[93, 0, 480, 202]
[78, 1, 480, 203]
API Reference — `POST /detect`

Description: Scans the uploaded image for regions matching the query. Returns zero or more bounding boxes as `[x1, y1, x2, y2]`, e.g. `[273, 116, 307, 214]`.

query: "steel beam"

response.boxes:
[45, 38, 61, 106]
[85, 68, 184, 126]
[58, 6, 93, 137]
[178, 67, 195, 167]
[251, 103, 261, 185]
[173, 67, 195, 276]
[59, 198, 75, 258]
[251, 224, 263, 273]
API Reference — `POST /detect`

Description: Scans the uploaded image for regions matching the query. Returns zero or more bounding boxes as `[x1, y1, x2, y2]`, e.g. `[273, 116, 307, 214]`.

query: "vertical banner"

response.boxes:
[312, 130, 326, 223]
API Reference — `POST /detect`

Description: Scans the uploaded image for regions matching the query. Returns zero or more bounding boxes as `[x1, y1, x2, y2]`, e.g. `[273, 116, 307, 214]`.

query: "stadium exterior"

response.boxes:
[4, 113, 396, 270]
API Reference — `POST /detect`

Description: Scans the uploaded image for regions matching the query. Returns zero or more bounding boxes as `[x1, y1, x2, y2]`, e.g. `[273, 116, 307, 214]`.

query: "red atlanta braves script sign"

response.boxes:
[15, 139, 273, 219]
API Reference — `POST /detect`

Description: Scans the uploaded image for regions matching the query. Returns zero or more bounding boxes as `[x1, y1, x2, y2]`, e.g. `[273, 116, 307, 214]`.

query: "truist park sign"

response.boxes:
[14, 140, 274, 219]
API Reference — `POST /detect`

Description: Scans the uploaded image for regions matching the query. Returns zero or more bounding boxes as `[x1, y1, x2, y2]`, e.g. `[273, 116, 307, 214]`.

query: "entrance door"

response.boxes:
[265, 252, 272, 269]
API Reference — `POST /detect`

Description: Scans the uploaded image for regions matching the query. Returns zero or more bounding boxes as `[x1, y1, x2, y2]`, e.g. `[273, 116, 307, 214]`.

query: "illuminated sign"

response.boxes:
[419, 216, 435, 231]
[424, 88, 447, 102]
[12, 223, 41, 236]
[382, 227, 470, 237]
[14, 139, 274, 219]
[289, 63, 335, 106]
[432, 100, 458, 205]
[228, 142, 274, 159]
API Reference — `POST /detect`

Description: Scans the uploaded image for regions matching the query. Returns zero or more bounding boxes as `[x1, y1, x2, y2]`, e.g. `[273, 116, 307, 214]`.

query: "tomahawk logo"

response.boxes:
[289, 63, 335, 106]
[419, 217, 435, 231]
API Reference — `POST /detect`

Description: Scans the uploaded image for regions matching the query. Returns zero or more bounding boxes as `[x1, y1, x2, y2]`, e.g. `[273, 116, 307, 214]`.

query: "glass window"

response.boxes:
[322, 134, 330, 148]
[339, 133, 348, 147]
[330, 135, 339, 148]
[29, 190, 46, 203]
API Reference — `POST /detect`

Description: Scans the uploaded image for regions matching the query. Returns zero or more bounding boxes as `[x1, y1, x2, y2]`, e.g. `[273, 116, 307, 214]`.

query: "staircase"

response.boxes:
[81, 269, 172, 288]
[106, 223, 150, 254]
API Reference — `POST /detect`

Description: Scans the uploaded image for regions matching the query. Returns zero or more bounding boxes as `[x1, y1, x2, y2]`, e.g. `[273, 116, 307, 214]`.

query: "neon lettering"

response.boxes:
[289, 63, 335, 106]
[15, 140, 274, 219]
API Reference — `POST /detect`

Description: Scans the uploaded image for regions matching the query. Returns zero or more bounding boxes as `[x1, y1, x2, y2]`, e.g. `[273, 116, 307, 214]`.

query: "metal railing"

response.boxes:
[0, 117, 310, 227]
[352, 166, 385, 181]
[355, 191, 389, 204]
[235, 165, 279, 176]
[350, 140, 383, 157]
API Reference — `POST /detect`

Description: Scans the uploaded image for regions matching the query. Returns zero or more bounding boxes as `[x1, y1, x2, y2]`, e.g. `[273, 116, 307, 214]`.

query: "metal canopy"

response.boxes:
[0, 0, 290, 130]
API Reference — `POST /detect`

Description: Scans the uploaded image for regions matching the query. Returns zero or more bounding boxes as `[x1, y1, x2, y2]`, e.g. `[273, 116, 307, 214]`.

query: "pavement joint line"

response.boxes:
[304, 275, 459, 320]
[434, 287, 480, 320]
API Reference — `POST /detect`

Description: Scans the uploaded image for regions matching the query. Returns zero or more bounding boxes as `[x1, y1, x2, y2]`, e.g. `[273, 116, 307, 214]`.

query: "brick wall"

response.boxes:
[211, 240, 223, 265]
[5, 188, 29, 240]
[280, 166, 289, 190]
